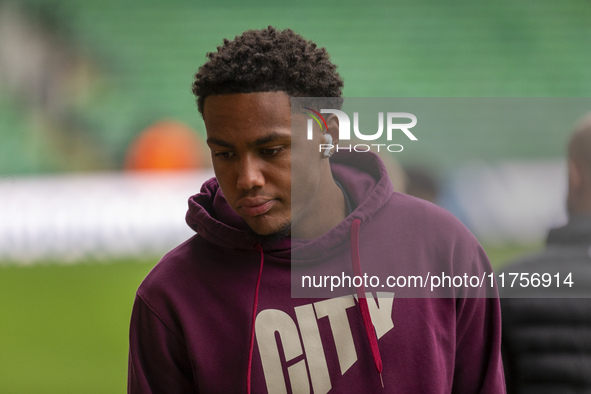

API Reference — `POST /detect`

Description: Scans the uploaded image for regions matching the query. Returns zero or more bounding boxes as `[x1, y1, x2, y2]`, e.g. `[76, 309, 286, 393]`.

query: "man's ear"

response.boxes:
[325, 114, 340, 145]
[568, 158, 582, 196]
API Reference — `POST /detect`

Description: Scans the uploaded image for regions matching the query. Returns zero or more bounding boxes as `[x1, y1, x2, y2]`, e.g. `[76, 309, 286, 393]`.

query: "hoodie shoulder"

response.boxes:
[385, 190, 483, 256]
[136, 235, 202, 300]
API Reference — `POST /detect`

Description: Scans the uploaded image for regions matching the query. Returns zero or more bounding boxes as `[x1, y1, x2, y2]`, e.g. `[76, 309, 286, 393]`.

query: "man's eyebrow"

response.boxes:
[253, 132, 289, 146]
[206, 137, 234, 148]
[206, 132, 290, 149]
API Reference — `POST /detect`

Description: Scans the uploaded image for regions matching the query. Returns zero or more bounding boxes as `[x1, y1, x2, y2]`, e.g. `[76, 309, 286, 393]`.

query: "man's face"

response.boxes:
[204, 91, 325, 237]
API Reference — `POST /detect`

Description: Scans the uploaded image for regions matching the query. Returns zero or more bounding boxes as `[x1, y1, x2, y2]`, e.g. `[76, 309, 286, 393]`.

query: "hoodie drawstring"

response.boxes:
[247, 223, 384, 392]
[350, 218, 384, 388]
[247, 243, 264, 394]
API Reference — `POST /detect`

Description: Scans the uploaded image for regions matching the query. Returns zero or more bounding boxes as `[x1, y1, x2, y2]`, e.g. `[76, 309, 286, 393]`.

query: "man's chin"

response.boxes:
[245, 221, 291, 244]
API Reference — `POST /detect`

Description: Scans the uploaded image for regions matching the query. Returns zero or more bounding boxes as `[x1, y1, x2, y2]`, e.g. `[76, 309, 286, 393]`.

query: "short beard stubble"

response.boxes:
[245, 220, 291, 244]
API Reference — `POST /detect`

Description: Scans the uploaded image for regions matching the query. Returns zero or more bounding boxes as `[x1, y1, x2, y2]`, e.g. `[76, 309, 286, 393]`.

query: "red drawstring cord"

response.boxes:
[247, 243, 264, 394]
[350, 218, 384, 388]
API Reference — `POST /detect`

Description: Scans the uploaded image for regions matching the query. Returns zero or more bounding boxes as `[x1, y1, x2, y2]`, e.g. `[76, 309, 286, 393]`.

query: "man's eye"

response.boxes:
[260, 147, 284, 157]
[214, 151, 234, 159]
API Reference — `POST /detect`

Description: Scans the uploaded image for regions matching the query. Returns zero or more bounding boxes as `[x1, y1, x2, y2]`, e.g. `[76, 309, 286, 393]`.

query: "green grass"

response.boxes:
[483, 242, 544, 271]
[0, 259, 156, 394]
[0, 243, 541, 393]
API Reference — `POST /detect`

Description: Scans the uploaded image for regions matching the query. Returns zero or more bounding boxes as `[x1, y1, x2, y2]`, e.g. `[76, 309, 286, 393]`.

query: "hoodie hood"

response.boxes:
[185, 151, 394, 259]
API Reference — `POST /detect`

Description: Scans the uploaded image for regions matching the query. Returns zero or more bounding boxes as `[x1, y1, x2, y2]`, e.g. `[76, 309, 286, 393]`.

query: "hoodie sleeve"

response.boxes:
[451, 245, 506, 394]
[128, 294, 196, 394]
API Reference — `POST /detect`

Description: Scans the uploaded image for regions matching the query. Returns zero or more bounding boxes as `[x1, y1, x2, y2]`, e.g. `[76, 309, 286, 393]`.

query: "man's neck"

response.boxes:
[291, 178, 346, 239]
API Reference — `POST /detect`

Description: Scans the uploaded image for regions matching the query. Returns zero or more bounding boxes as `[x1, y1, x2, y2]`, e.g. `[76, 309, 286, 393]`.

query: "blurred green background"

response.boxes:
[1, 0, 590, 392]
[2, 0, 591, 174]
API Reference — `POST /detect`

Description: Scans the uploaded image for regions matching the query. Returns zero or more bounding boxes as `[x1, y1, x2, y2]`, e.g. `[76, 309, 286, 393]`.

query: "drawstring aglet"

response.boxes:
[379, 372, 384, 388]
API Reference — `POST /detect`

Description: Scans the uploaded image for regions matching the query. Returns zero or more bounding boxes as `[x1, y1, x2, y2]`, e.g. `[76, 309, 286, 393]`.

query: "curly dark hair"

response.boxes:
[192, 26, 344, 115]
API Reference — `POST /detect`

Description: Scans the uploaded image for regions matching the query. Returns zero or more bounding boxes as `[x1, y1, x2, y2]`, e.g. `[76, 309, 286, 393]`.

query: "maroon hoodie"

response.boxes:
[128, 152, 505, 393]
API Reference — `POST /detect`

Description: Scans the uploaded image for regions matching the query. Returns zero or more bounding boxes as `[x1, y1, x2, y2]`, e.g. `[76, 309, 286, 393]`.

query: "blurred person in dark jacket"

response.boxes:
[500, 113, 591, 393]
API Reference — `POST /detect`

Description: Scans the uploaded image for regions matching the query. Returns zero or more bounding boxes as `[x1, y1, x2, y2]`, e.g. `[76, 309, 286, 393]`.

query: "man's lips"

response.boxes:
[237, 198, 275, 217]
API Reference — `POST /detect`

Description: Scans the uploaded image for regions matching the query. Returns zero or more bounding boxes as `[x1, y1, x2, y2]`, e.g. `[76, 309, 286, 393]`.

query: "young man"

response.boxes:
[128, 27, 505, 393]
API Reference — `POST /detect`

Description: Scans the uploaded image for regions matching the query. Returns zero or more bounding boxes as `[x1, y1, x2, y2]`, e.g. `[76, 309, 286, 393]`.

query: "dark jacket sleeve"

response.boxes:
[128, 294, 196, 394]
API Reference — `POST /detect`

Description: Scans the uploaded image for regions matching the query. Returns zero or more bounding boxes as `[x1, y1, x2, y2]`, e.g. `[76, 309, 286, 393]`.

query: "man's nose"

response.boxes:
[236, 156, 265, 190]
